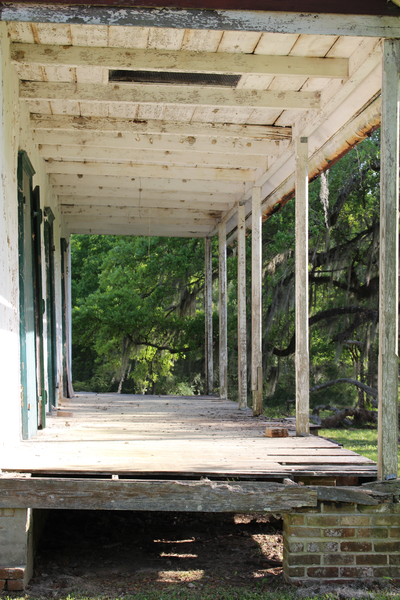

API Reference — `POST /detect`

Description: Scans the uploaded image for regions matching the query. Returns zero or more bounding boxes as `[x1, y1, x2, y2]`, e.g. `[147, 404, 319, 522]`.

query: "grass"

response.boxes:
[319, 427, 400, 476]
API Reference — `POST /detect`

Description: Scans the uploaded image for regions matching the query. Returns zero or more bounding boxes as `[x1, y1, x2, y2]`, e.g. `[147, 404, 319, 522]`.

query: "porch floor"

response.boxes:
[1, 394, 377, 482]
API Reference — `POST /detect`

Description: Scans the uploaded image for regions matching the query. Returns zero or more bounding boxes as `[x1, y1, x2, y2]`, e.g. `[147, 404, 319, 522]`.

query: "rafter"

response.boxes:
[57, 193, 233, 211]
[30, 114, 292, 140]
[45, 160, 257, 182]
[12, 43, 349, 78]
[34, 129, 286, 156]
[39, 144, 269, 168]
[20, 81, 321, 110]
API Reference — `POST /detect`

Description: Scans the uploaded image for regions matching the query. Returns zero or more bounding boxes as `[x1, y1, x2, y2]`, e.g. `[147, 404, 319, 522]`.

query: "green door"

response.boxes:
[44, 208, 57, 408]
[18, 152, 38, 439]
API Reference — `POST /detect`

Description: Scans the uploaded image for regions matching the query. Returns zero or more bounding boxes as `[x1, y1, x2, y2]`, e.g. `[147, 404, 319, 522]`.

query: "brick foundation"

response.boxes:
[0, 567, 26, 591]
[283, 501, 400, 585]
[0, 508, 34, 589]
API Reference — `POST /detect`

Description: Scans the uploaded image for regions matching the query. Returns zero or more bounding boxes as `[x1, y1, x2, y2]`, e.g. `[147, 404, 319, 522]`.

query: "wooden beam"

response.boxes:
[20, 81, 321, 110]
[378, 39, 400, 481]
[295, 136, 310, 437]
[205, 238, 213, 395]
[39, 144, 270, 169]
[34, 129, 284, 157]
[4, 5, 400, 36]
[0, 476, 317, 512]
[219, 222, 228, 400]
[251, 186, 263, 416]
[12, 43, 349, 79]
[64, 215, 216, 228]
[49, 173, 247, 195]
[45, 160, 257, 182]
[237, 203, 247, 410]
[65, 223, 209, 237]
[61, 205, 221, 220]
[31, 114, 292, 140]
[58, 193, 231, 211]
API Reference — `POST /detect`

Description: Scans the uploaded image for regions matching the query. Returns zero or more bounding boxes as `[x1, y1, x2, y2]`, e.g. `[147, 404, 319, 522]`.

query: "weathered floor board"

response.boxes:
[1, 394, 377, 479]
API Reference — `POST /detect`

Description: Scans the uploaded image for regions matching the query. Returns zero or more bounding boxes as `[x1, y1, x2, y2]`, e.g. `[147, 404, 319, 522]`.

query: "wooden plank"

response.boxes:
[219, 222, 228, 400]
[66, 224, 209, 237]
[45, 160, 257, 182]
[30, 114, 293, 140]
[49, 174, 247, 195]
[12, 43, 349, 78]
[4, 5, 400, 37]
[33, 129, 289, 157]
[251, 186, 263, 416]
[378, 39, 400, 482]
[20, 81, 321, 110]
[61, 205, 222, 220]
[0, 476, 317, 512]
[59, 194, 231, 212]
[237, 203, 247, 410]
[205, 237, 213, 395]
[39, 144, 270, 168]
[64, 215, 216, 228]
[315, 486, 391, 505]
[295, 136, 310, 436]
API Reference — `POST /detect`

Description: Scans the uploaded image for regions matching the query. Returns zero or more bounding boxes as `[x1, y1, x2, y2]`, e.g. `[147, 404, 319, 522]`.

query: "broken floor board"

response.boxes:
[0, 394, 377, 479]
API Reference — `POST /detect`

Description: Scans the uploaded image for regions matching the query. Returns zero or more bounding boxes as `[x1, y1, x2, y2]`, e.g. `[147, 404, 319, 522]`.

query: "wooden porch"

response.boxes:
[1, 393, 377, 483]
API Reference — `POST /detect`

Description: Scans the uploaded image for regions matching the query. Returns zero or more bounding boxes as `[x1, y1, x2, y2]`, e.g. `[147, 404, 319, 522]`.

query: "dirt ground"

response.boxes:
[25, 510, 285, 597]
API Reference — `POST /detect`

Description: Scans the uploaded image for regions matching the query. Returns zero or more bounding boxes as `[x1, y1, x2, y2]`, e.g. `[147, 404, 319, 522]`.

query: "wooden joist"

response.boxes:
[20, 81, 322, 110]
[12, 44, 349, 78]
[59, 195, 232, 211]
[30, 114, 292, 140]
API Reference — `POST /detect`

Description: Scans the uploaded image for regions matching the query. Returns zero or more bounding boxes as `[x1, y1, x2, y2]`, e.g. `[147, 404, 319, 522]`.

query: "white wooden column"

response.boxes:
[237, 202, 247, 409]
[219, 222, 228, 400]
[251, 186, 263, 416]
[295, 136, 310, 436]
[205, 237, 213, 395]
[378, 39, 400, 481]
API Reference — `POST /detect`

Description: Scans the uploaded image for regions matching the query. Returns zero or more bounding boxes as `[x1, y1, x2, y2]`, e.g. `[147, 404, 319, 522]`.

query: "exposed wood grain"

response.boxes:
[265, 427, 289, 438]
[20, 81, 321, 110]
[0, 476, 318, 512]
[12, 44, 348, 78]
[295, 136, 310, 436]
[251, 187, 263, 416]
[219, 222, 228, 400]
[30, 114, 292, 140]
[378, 39, 400, 481]
[315, 486, 392, 505]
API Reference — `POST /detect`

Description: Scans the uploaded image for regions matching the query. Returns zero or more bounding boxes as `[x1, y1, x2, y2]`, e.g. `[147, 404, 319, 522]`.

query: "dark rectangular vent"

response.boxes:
[109, 70, 241, 87]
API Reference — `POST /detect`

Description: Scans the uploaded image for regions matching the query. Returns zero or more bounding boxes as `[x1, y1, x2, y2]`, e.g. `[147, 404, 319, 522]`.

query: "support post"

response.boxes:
[251, 186, 263, 416]
[219, 222, 228, 400]
[237, 203, 247, 409]
[205, 237, 213, 395]
[295, 136, 310, 436]
[378, 39, 400, 481]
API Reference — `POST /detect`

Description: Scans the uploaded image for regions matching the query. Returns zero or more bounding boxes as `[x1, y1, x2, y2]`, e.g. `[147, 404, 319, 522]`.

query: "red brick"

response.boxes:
[390, 528, 400, 537]
[7, 580, 24, 591]
[307, 566, 339, 578]
[390, 555, 400, 565]
[358, 504, 390, 514]
[307, 541, 339, 553]
[284, 542, 304, 553]
[0, 581, 5, 591]
[287, 527, 321, 538]
[357, 528, 388, 539]
[323, 554, 354, 566]
[341, 515, 371, 527]
[356, 554, 388, 565]
[321, 502, 356, 513]
[374, 541, 400, 553]
[373, 567, 400, 578]
[0, 568, 24, 580]
[285, 554, 321, 566]
[341, 541, 372, 552]
[340, 566, 374, 578]
[307, 516, 339, 527]
[374, 515, 400, 526]
[323, 528, 355, 538]
[286, 566, 305, 578]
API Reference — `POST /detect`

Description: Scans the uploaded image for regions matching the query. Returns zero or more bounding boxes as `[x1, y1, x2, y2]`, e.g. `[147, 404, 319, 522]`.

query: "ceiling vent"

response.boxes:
[109, 70, 241, 87]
